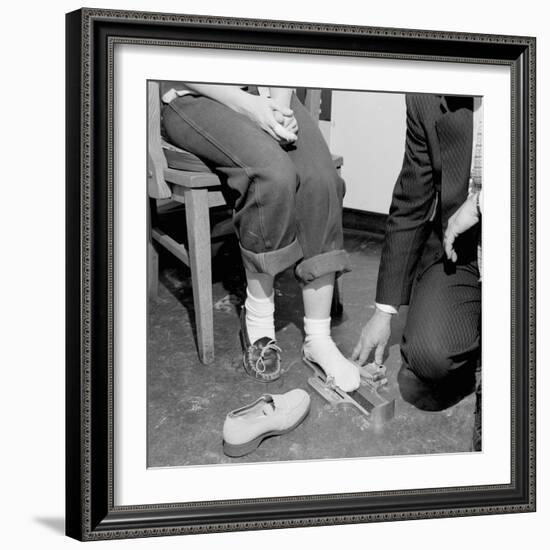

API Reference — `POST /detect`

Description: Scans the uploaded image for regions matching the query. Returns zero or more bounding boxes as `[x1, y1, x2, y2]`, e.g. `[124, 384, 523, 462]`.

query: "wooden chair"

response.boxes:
[147, 81, 343, 364]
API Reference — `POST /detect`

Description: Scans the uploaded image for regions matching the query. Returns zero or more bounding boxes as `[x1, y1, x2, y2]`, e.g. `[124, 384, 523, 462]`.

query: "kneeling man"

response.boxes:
[352, 94, 482, 450]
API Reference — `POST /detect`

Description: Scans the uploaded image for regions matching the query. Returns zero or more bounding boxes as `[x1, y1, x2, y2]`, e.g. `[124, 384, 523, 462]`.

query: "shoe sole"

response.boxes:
[222, 408, 310, 458]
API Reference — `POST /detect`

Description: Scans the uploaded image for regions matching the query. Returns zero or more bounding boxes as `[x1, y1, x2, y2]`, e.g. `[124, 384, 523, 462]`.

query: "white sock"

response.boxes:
[244, 288, 275, 343]
[303, 317, 360, 392]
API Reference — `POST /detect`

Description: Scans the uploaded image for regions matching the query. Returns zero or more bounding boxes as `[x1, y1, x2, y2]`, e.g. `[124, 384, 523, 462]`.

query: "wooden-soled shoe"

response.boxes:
[239, 307, 281, 382]
[222, 390, 310, 457]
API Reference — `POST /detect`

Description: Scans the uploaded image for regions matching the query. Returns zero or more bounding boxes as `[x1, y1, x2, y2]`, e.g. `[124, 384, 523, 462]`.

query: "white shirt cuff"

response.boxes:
[375, 302, 399, 315]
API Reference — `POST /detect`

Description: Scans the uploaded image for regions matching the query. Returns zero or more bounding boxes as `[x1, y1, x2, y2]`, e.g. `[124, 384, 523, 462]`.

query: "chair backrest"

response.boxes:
[147, 81, 172, 199]
[303, 89, 322, 121]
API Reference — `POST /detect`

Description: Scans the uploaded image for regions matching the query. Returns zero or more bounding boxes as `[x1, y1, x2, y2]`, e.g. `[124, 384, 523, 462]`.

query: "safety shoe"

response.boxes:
[239, 307, 281, 382]
[223, 389, 310, 457]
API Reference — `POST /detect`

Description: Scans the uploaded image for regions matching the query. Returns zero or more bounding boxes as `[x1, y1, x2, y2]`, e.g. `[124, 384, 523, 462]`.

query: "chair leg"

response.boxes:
[147, 199, 159, 299]
[184, 188, 215, 364]
[332, 166, 344, 317]
[331, 275, 344, 318]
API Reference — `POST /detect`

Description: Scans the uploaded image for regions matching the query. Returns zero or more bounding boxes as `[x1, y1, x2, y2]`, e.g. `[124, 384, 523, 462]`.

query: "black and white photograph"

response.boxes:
[147, 81, 483, 468]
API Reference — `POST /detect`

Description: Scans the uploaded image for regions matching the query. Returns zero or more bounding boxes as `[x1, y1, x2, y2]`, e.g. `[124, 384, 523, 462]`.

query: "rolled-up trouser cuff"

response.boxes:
[295, 249, 351, 284]
[240, 238, 303, 276]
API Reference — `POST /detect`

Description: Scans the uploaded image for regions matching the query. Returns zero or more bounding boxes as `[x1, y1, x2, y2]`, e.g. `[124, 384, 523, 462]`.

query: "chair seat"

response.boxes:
[162, 138, 214, 173]
[163, 137, 343, 174]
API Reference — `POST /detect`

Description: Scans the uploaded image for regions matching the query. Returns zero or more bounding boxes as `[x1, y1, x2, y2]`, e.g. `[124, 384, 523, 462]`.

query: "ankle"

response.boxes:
[303, 317, 331, 341]
[244, 288, 275, 343]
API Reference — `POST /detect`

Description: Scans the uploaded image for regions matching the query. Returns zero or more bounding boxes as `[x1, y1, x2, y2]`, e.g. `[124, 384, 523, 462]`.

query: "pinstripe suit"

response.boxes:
[377, 95, 481, 407]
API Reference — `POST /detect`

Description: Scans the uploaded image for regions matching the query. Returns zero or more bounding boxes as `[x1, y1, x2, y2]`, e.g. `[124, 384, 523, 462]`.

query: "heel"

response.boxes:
[223, 436, 263, 458]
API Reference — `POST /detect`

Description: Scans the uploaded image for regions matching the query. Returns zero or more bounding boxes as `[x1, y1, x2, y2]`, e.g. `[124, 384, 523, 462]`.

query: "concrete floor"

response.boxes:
[147, 225, 476, 468]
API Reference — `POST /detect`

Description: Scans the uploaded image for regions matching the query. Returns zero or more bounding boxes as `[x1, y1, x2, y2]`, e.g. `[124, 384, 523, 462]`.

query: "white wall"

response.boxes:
[332, 91, 406, 213]
[1, 1, 547, 549]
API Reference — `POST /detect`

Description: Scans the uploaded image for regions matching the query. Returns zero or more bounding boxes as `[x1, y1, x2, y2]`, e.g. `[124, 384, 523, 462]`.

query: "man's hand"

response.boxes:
[443, 192, 480, 262]
[351, 308, 392, 365]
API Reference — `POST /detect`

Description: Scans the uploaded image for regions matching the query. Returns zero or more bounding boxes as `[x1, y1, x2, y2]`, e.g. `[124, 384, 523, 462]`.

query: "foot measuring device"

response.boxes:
[304, 356, 395, 427]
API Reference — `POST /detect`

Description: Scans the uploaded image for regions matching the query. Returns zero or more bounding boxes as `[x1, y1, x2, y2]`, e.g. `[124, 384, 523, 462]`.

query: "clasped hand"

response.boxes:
[241, 95, 298, 144]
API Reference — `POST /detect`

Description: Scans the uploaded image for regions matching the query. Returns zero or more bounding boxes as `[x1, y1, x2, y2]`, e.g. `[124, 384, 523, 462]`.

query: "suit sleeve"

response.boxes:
[375, 95, 436, 306]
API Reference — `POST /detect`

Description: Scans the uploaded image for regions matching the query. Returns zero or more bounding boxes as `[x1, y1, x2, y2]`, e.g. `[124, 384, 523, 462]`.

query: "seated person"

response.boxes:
[161, 82, 360, 391]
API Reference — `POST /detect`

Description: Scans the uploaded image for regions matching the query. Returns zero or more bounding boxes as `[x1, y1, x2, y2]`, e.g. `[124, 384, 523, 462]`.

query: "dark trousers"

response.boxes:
[398, 260, 481, 411]
[161, 92, 350, 284]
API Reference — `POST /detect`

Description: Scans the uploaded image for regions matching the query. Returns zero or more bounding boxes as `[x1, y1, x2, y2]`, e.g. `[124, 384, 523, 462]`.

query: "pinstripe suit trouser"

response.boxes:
[397, 259, 481, 411]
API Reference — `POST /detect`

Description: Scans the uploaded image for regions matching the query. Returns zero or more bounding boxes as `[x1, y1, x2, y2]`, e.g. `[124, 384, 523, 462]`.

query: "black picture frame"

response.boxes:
[65, 8, 536, 541]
